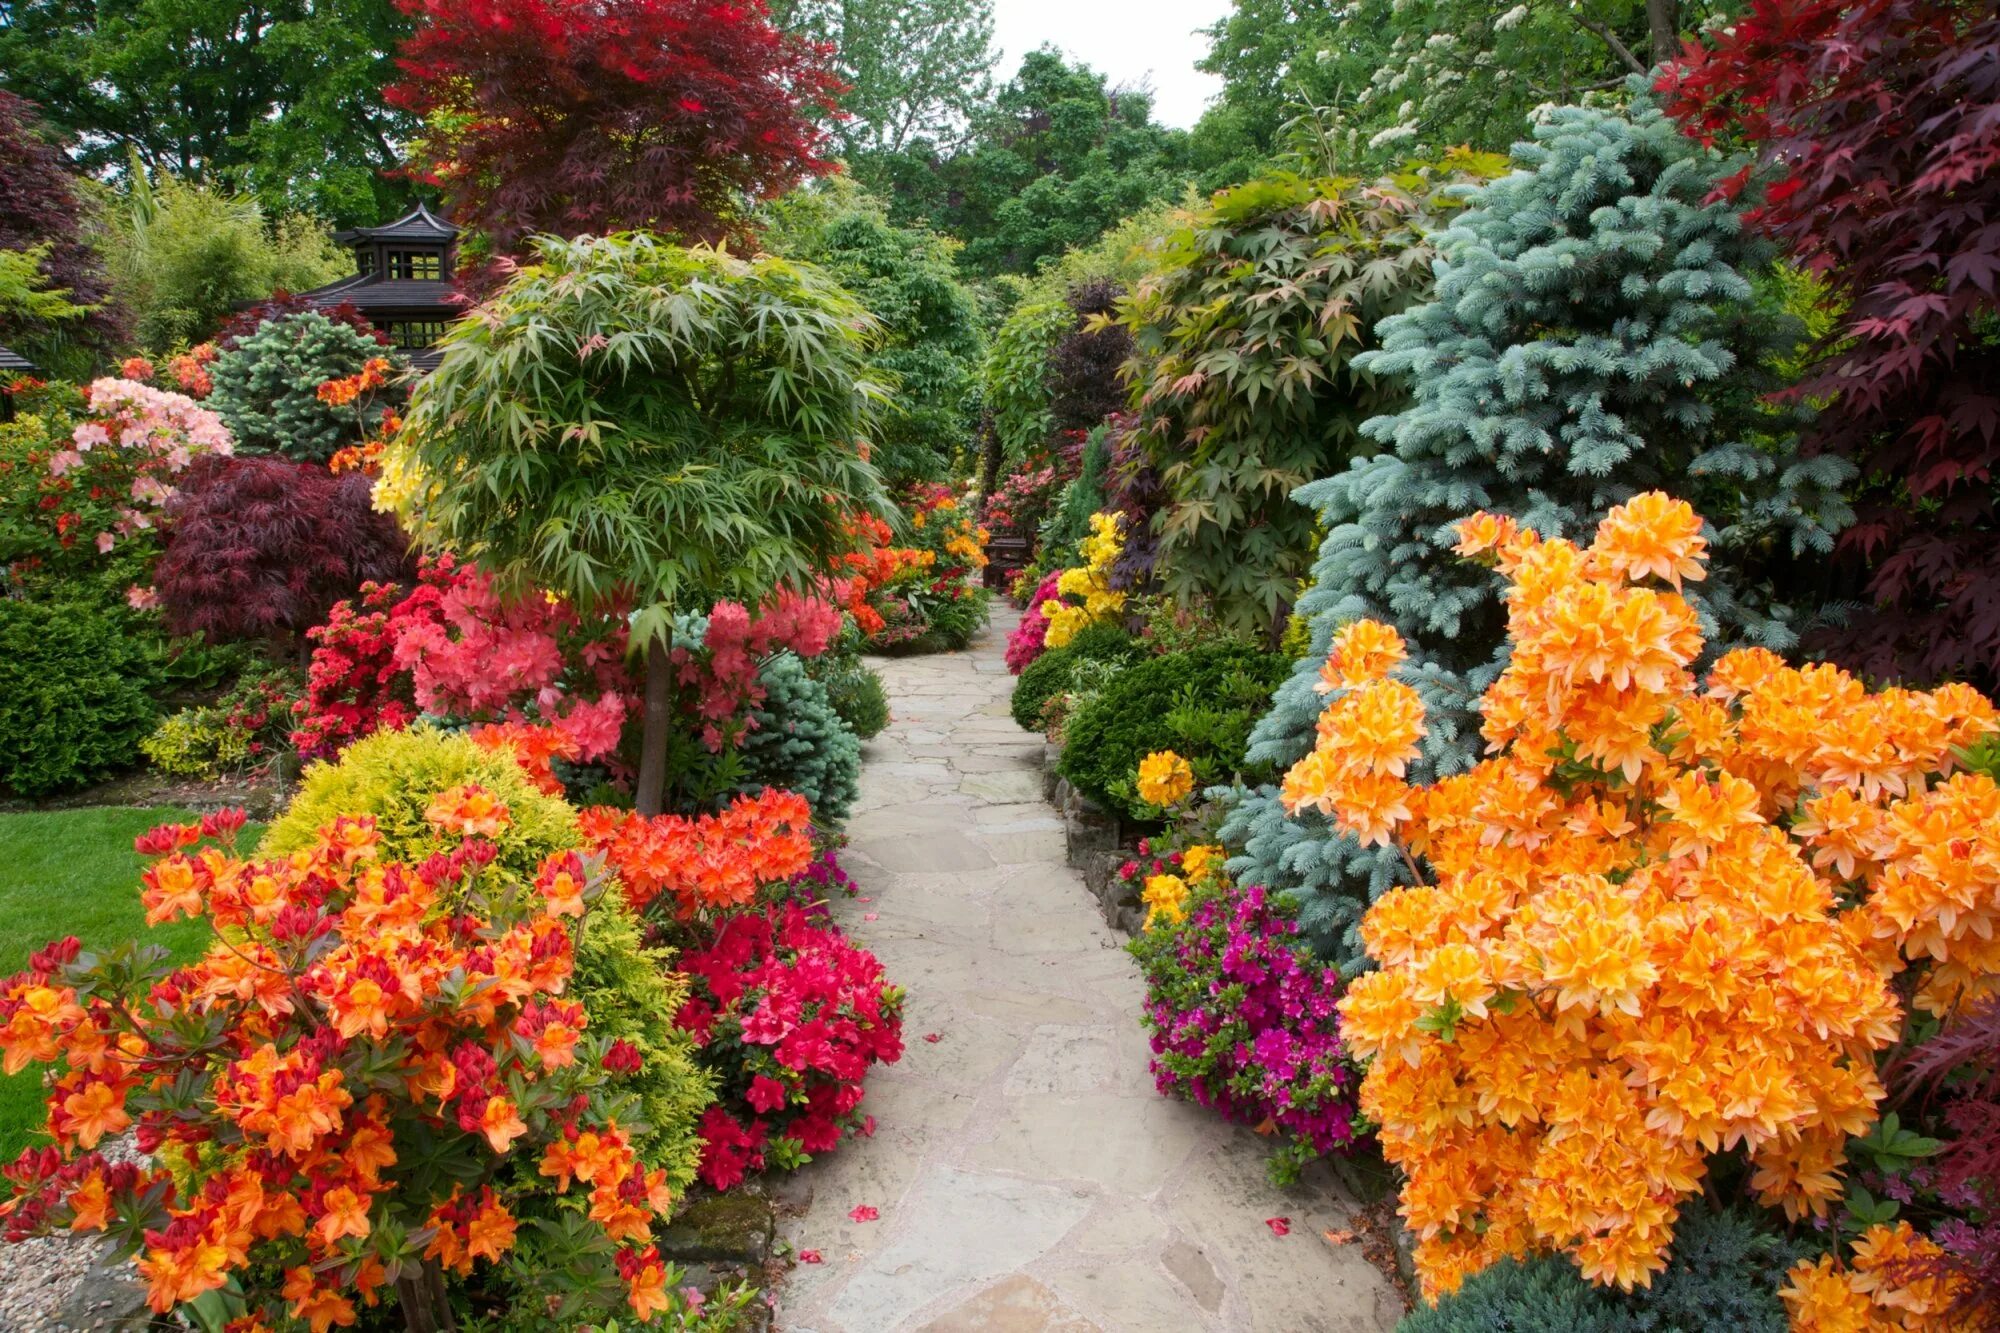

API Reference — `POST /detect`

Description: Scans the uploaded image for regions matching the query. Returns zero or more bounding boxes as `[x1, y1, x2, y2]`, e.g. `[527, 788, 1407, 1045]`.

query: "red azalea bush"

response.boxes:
[1006, 570, 1062, 673]
[152, 455, 412, 646]
[672, 901, 904, 1190]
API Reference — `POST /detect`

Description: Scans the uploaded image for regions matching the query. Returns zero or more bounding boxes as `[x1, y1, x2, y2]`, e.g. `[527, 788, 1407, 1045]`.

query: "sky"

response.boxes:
[990, 0, 1232, 129]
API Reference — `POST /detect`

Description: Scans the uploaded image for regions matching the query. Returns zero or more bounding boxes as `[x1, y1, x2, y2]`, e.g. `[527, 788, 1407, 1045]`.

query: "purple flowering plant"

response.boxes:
[1128, 877, 1363, 1184]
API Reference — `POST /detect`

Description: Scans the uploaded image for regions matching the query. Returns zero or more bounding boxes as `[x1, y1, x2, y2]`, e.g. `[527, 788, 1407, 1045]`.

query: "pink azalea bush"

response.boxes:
[674, 900, 904, 1190]
[1128, 880, 1360, 1184]
[1005, 570, 1062, 673]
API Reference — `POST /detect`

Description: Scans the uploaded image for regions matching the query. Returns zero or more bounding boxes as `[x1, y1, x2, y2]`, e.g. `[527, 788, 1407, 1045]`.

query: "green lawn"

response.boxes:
[0, 807, 259, 1161]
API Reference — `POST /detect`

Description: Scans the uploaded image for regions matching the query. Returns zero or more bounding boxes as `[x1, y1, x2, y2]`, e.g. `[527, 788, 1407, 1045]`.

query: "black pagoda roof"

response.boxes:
[333, 202, 458, 247]
[0, 343, 39, 372]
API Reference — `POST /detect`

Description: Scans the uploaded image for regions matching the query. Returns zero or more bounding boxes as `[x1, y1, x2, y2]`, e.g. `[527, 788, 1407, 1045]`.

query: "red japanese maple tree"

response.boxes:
[1657, 0, 2000, 686]
[386, 0, 843, 257]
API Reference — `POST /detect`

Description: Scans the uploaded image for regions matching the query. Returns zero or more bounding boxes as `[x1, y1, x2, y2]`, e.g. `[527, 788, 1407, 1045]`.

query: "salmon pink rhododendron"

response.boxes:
[1288, 493, 2000, 1302]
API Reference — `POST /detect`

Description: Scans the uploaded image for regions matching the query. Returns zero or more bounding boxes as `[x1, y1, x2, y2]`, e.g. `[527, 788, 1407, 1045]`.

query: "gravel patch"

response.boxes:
[0, 1137, 153, 1331]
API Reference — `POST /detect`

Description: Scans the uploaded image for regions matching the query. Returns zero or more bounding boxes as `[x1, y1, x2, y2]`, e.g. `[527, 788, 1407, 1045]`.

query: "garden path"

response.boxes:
[770, 609, 1403, 1333]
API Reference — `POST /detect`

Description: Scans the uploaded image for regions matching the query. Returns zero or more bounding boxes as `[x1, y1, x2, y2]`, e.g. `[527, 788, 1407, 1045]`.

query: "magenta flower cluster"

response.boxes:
[1130, 882, 1360, 1182]
[1004, 571, 1062, 674]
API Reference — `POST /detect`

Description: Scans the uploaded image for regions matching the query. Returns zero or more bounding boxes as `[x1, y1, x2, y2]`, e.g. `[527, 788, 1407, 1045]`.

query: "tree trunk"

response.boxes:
[635, 635, 673, 817]
[395, 1260, 458, 1333]
[1648, 0, 1678, 66]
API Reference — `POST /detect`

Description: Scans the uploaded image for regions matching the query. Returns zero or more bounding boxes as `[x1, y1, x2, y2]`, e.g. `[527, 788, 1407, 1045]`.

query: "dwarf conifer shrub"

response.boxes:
[0, 599, 155, 796]
[208, 311, 406, 462]
[1397, 1207, 1805, 1333]
[808, 652, 890, 741]
[734, 653, 862, 826]
[1222, 99, 1853, 967]
[1011, 624, 1144, 731]
[1060, 643, 1287, 820]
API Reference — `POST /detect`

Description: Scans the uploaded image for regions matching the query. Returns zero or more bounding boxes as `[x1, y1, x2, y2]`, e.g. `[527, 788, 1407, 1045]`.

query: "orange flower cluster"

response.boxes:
[1286, 494, 2000, 1301]
[1782, 1222, 1977, 1331]
[0, 801, 687, 1327]
[329, 411, 400, 476]
[833, 513, 933, 637]
[470, 719, 582, 795]
[580, 788, 816, 915]
[314, 358, 395, 408]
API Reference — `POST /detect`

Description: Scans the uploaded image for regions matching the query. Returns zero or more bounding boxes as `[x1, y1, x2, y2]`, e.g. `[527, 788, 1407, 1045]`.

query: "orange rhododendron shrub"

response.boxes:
[0, 799, 715, 1329]
[580, 788, 817, 915]
[1287, 493, 2000, 1303]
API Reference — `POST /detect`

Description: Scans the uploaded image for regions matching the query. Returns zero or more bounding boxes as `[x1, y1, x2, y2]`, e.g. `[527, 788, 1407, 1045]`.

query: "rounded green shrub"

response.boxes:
[735, 652, 862, 826]
[1057, 642, 1287, 821]
[809, 652, 891, 740]
[208, 311, 404, 462]
[260, 727, 713, 1181]
[1397, 1207, 1807, 1333]
[0, 599, 156, 796]
[1010, 623, 1143, 731]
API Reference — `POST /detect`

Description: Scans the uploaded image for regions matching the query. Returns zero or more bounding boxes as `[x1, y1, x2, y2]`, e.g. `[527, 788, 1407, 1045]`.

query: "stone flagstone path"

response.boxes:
[770, 610, 1403, 1333]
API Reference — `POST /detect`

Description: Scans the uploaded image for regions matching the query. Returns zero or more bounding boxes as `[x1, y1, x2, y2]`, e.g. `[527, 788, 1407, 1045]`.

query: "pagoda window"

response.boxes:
[388, 250, 443, 281]
[386, 320, 451, 349]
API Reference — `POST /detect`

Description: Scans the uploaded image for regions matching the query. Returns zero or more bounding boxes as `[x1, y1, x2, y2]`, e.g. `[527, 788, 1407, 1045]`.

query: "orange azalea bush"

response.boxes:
[580, 788, 817, 916]
[1782, 1221, 1975, 1331]
[0, 798, 723, 1330]
[1285, 493, 2000, 1302]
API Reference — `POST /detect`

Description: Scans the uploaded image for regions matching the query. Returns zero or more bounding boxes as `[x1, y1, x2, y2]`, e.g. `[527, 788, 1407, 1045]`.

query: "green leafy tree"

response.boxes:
[1189, 0, 1698, 177]
[391, 233, 891, 816]
[1219, 99, 1851, 969]
[770, 0, 998, 158]
[885, 49, 1194, 278]
[1115, 154, 1505, 641]
[764, 185, 984, 482]
[110, 171, 347, 350]
[0, 0, 417, 223]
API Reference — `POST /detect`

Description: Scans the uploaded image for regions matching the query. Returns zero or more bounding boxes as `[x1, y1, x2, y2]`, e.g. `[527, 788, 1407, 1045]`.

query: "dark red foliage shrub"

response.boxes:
[154, 456, 412, 647]
[214, 293, 388, 352]
[1046, 280, 1133, 433]
[0, 92, 125, 356]
[385, 0, 842, 257]
[1659, 0, 2000, 686]
[1894, 996, 2000, 1324]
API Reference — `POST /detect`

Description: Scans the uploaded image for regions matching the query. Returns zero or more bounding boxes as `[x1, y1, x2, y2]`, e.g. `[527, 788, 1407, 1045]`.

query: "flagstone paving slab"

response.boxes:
[770, 610, 1401, 1333]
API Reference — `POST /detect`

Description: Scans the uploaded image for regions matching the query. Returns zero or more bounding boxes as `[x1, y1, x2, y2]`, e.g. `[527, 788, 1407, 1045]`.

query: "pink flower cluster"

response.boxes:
[674, 592, 842, 749]
[1005, 571, 1063, 673]
[47, 378, 233, 555]
[1130, 881, 1360, 1182]
[676, 902, 904, 1191]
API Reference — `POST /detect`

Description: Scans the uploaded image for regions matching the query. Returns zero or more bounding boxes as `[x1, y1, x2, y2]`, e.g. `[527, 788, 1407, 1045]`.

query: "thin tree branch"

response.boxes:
[1570, 12, 1649, 75]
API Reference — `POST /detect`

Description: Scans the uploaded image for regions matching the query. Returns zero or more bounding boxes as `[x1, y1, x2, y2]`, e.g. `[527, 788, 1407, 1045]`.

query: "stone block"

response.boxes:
[656, 1192, 777, 1266]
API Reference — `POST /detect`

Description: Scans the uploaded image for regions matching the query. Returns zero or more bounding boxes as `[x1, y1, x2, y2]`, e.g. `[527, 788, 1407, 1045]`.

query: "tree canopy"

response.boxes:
[771, 0, 998, 159]
[0, 0, 416, 224]
[0, 91, 124, 369]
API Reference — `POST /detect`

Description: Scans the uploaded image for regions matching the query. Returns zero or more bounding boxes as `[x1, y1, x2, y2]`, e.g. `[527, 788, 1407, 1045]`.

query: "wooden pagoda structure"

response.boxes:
[297, 203, 462, 371]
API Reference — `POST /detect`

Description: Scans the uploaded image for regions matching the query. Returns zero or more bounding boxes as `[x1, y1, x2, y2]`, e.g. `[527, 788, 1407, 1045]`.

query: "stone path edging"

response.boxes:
[768, 609, 1403, 1333]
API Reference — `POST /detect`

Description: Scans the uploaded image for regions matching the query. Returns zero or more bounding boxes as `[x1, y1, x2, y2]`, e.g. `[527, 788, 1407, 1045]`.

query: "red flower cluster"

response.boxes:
[674, 902, 904, 1190]
[0, 802, 686, 1326]
[580, 789, 816, 915]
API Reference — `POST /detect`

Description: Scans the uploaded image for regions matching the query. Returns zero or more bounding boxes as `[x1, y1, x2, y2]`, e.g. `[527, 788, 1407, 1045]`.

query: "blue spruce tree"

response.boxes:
[1219, 97, 1854, 969]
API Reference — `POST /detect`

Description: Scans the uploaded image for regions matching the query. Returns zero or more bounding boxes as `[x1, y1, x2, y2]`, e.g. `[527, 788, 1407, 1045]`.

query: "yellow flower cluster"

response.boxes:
[1783, 1223, 1975, 1331]
[369, 441, 438, 517]
[1284, 493, 2000, 1302]
[1136, 749, 1195, 809]
[1142, 874, 1189, 931]
[1043, 512, 1126, 648]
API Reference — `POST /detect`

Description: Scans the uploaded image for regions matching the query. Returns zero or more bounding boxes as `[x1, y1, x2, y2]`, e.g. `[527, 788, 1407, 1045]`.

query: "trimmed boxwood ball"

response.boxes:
[1010, 623, 1145, 731]
[260, 727, 714, 1185]
[0, 599, 156, 797]
[809, 652, 891, 740]
[1057, 642, 1288, 821]
[736, 651, 862, 825]
[1397, 1207, 1807, 1333]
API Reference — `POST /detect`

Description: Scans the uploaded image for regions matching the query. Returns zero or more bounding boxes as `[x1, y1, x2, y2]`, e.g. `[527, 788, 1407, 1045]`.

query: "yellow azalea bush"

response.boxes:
[1136, 749, 1195, 809]
[1042, 511, 1126, 648]
[1284, 493, 2000, 1302]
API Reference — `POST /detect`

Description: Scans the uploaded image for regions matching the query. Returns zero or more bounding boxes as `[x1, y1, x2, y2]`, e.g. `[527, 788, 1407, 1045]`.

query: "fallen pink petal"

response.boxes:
[848, 1204, 879, 1223]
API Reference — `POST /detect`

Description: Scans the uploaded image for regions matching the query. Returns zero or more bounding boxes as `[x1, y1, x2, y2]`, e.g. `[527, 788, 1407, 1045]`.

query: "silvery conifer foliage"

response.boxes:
[1220, 96, 1855, 970]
